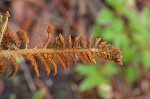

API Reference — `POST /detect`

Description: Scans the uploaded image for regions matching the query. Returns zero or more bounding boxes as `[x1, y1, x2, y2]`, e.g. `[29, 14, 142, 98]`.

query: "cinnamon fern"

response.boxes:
[0, 11, 123, 77]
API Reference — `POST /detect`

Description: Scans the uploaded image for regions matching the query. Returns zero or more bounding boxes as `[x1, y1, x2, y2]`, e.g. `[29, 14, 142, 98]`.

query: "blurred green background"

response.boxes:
[0, 0, 150, 99]
[76, 0, 150, 98]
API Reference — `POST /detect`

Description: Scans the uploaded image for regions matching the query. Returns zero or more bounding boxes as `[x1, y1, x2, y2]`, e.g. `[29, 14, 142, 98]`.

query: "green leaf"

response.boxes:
[75, 64, 99, 76]
[125, 10, 142, 31]
[101, 18, 125, 43]
[103, 63, 118, 76]
[32, 89, 46, 99]
[106, 0, 126, 12]
[80, 76, 100, 91]
[124, 67, 138, 84]
[111, 18, 124, 32]
[141, 50, 150, 69]
[92, 24, 101, 37]
[122, 47, 136, 63]
[80, 75, 109, 91]
[142, 8, 150, 26]
[76, 64, 110, 92]
[135, 34, 142, 44]
[96, 9, 114, 25]
[102, 27, 115, 41]
[114, 33, 130, 49]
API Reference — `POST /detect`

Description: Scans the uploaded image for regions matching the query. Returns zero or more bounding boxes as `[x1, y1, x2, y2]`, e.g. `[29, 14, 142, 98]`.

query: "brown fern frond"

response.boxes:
[87, 36, 92, 48]
[0, 56, 6, 74]
[61, 52, 69, 67]
[26, 54, 40, 77]
[80, 36, 91, 62]
[2, 27, 20, 49]
[68, 35, 72, 49]
[93, 38, 101, 48]
[76, 52, 87, 64]
[44, 53, 57, 75]
[53, 53, 66, 70]
[35, 53, 50, 75]
[59, 34, 65, 48]
[0, 11, 10, 45]
[68, 35, 77, 65]
[8, 56, 18, 77]
[0, 11, 123, 77]
[69, 52, 77, 65]
[86, 36, 97, 64]
[16, 30, 29, 49]
[44, 24, 54, 49]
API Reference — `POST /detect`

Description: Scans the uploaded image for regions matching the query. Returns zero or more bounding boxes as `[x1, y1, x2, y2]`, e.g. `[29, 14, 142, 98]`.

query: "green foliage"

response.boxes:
[76, 64, 108, 91]
[76, 0, 150, 98]
[141, 50, 150, 69]
[9, 93, 16, 99]
[76, 63, 117, 92]
[103, 63, 118, 75]
[106, 0, 126, 11]
[96, 9, 114, 25]
[32, 89, 46, 99]
[124, 66, 138, 84]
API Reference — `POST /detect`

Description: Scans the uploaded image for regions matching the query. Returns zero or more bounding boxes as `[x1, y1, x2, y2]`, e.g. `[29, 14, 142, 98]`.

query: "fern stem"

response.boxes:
[0, 48, 100, 57]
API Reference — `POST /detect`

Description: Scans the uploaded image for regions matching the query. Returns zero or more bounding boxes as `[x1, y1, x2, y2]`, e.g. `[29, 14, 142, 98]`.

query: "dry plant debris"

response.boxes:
[0, 11, 123, 77]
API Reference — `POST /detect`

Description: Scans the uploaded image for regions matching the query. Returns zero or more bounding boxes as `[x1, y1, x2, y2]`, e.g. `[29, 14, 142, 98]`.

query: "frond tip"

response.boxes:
[0, 11, 123, 77]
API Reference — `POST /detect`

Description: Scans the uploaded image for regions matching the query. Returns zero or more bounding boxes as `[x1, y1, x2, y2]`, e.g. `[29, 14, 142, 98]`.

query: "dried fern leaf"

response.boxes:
[73, 36, 80, 49]
[0, 34, 123, 76]
[0, 11, 123, 77]
[86, 52, 96, 64]
[59, 34, 65, 48]
[53, 53, 66, 70]
[0, 11, 10, 45]
[8, 56, 18, 77]
[35, 53, 50, 75]
[76, 52, 87, 64]
[68, 35, 77, 65]
[93, 38, 101, 48]
[0, 56, 6, 74]
[79, 36, 90, 62]
[44, 53, 57, 75]
[16, 30, 29, 49]
[44, 24, 54, 49]
[68, 35, 72, 49]
[2, 27, 20, 49]
[69, 52, 77, 65]
[61, 52, 69, 67]
[87, 36, 92, 48]
[27, 54, 40, 77]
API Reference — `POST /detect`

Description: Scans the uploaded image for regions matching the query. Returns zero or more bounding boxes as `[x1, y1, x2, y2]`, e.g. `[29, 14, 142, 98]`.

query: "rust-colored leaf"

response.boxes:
[27, 54, 39, 77]
[8, 56, 18, 77]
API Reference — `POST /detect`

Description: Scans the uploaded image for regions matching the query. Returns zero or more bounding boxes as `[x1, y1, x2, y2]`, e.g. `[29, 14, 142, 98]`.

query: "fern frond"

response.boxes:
[0, 56, 6, 74]
[8, 56, 18, 77]
[0, 11, 123, 77]
[2, 27, 20, 49]
[26, 54, 40, 77]
[17, 30, 29, 49]
[0, 11, 10, 45]
[44, 53, 57, 75]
